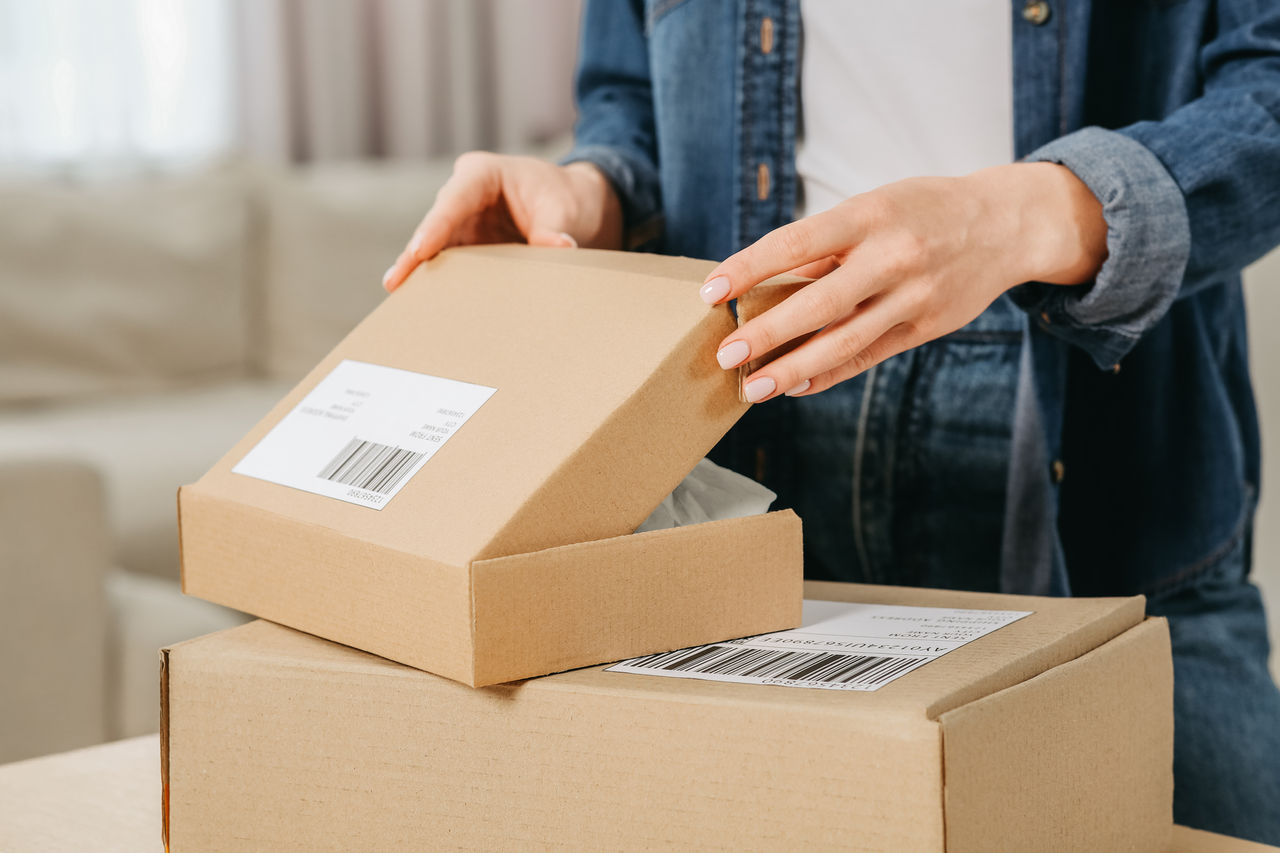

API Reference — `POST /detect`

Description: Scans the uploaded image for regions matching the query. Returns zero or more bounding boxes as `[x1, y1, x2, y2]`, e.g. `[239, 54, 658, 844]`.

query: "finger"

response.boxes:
[800, 324, 922, 396]
[526, 228, 578, 248]
[786, 255, 841, 279]
[714, 264, 882, 370]
[382, 237, 427, 292]
[699, 203, 867, 304]
[383, 156, 502, 291]
[738, 289, 914, 403]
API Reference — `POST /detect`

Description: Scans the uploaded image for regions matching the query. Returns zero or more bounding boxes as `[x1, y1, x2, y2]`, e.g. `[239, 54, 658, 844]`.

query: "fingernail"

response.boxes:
[382, 266, 395, 287]
[699, 275, 731, 304]
[558, 231, 578, 248]
[743, 376, 777, 403]
[785, 379, 811, 396]
[716, 339, 751, 370]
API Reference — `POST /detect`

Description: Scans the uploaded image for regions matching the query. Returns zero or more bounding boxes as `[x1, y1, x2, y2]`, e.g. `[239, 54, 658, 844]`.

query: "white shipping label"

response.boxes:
[232, 360, 495, 509]
[608, 600, 1031, 691]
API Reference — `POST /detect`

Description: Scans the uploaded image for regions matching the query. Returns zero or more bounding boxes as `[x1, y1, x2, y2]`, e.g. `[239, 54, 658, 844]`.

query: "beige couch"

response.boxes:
[0, 159, 455, 762]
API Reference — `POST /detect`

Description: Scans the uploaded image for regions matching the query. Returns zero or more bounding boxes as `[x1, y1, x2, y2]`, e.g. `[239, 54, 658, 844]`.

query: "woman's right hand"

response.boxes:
[382, 153, 623, 292]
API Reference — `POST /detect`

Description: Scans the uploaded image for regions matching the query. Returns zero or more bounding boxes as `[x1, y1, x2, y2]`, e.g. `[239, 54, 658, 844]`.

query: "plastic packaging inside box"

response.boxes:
[636, 458, 776, 533]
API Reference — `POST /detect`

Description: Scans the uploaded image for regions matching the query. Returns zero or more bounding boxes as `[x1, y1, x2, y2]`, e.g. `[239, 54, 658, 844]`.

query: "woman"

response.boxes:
[384, 1, 1280, 842]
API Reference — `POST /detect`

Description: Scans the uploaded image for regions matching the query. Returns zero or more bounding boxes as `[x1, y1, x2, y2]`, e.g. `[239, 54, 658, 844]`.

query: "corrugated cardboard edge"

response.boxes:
[161, 631, 214, 853]
[451, 244, 719, 283]
[469, 509, 804, 686]
[940, 617, 1174, 853]
[159, 646, 169, 853]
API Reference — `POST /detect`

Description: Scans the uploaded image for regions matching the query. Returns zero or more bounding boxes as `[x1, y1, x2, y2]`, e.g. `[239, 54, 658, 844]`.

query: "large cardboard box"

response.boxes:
[161, 581, 1174, 852]
[178, 246, 803, 686]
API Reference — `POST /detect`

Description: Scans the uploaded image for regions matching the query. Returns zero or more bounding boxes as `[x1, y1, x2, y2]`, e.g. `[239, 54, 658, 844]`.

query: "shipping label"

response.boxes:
[609, 600, 1031, 691]
[232, 359, 495, 509]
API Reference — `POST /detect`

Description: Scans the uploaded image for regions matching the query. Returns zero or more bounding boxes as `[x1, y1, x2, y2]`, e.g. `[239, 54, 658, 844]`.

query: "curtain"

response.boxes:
[0, 0, 234, 167]
[233, 0, 583, 163]
[0, 0, 581, 168]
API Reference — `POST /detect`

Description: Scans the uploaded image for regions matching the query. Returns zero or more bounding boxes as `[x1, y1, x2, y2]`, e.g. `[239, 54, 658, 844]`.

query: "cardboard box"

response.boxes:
[178, 246, 803, 686]
[161, 580, 1174, 852]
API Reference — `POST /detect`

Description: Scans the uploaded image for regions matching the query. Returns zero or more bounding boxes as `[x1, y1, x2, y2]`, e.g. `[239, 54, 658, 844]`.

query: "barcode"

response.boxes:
[625, 644, 928, 687]
[317, 437, 425, 495]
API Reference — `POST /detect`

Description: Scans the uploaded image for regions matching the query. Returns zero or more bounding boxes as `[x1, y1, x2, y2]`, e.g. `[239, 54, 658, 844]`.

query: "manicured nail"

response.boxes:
[785, 379, 811, 396]
[558, 231, 578, 248]
[700, 275, 731, 304]
[743, 376, 777, 403]
[382, 266, 395, 287]
[716, 339, 751, 369]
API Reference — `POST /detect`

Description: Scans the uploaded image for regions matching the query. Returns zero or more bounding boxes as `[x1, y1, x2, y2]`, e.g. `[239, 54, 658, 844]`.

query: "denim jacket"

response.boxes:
[564, 0, 1280, 596]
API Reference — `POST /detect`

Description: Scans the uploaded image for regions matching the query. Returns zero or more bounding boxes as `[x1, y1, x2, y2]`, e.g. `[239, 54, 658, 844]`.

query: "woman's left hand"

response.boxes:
[701, 162, 1108, 401]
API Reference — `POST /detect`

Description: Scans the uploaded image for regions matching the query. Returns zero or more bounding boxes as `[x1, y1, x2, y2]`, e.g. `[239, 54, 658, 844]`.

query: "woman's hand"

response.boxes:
[702, 163, 1108, 401]
[383, 153, 623, 292]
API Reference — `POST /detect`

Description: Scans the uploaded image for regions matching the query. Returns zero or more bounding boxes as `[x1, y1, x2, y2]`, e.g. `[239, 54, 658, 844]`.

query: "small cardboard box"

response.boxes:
[161, 581, 1173, 853]
[178, 245, 803, 686]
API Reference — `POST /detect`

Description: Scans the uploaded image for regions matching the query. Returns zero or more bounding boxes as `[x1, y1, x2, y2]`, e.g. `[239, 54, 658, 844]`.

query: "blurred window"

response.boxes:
[0, 0, 233, 167]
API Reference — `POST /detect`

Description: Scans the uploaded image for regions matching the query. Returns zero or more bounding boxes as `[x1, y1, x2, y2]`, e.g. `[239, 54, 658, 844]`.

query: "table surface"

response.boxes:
[0, 735, 1273, 852]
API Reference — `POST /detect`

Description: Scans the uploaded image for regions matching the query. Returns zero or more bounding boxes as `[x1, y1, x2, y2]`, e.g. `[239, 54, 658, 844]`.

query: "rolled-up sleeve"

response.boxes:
[1011, 2, 1280, 371]
[560, 0, 663, 243]
[1010, 127, 1191, 370]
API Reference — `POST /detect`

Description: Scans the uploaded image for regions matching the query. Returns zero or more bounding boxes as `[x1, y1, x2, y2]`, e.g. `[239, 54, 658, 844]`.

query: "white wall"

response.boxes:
[1244, 249, 1280, 678]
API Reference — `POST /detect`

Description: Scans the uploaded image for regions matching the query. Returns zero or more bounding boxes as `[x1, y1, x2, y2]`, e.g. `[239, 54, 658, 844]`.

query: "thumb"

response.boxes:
[526, 228, 578, 249]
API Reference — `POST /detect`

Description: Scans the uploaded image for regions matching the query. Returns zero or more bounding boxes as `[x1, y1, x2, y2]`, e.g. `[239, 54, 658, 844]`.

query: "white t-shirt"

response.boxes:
[795, 1, 1014, 219]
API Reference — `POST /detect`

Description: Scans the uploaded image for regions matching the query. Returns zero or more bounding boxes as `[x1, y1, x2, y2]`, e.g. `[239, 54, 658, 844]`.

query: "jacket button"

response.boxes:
[1051, 459, 1066, 484]
[757, 163, 771, 201]
[1022, 1, 1051, 25]
[1111, 363, 1122, 374]
[760, 16, 775, 54]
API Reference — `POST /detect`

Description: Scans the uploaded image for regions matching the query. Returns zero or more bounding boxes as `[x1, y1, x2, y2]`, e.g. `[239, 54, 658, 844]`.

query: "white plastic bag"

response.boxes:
[635, 458, 777, 533]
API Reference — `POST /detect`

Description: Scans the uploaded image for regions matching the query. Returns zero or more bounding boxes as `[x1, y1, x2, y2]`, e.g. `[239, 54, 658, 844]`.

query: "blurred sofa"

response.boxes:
[0, 158, 456, 762]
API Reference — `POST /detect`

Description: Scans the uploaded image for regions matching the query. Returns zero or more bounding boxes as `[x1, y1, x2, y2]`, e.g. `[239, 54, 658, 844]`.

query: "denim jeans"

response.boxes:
[1147, 534, 1280, 845]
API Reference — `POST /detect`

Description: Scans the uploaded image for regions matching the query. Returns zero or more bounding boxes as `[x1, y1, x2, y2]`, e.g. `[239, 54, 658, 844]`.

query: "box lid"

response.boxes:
[186, 245, 748, 567]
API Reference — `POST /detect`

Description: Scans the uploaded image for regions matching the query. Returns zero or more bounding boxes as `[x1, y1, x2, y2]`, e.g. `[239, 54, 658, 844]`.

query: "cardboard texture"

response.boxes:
[162, 581, 1174, 852]
[177, 246, 803, 686]
[1170, 828, 1280, 853]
